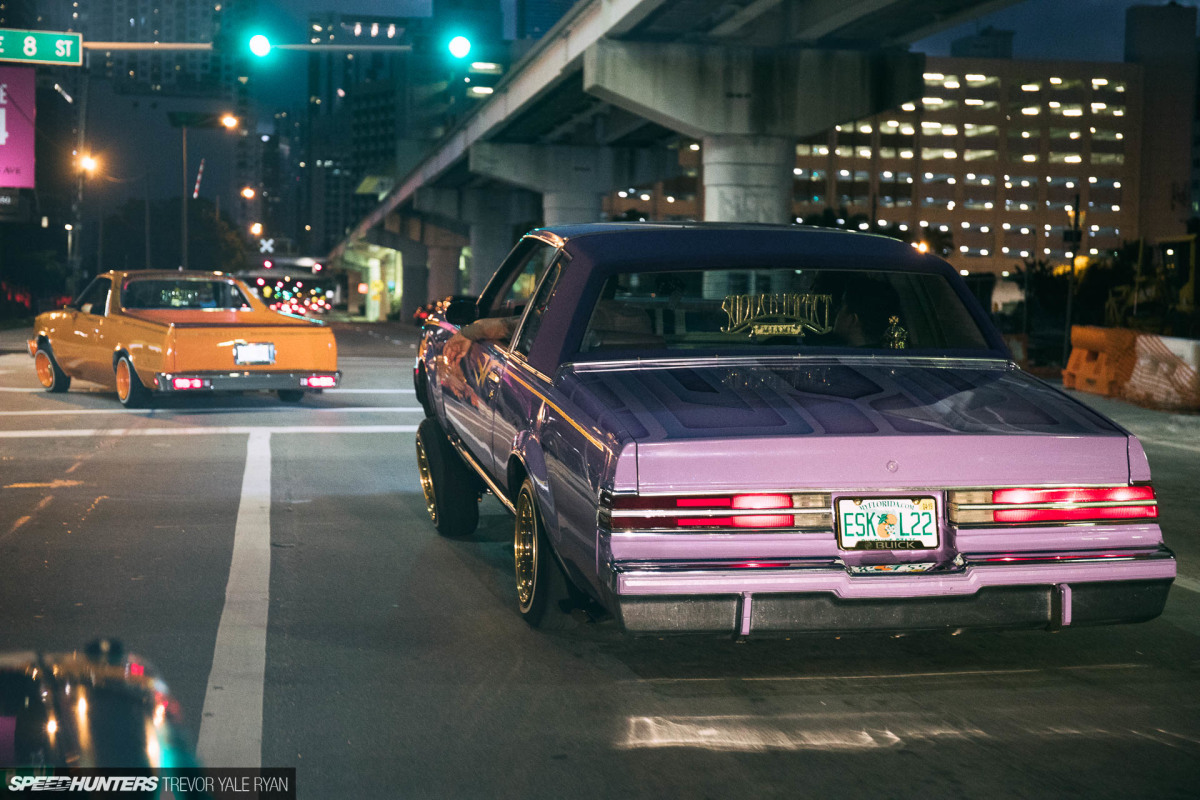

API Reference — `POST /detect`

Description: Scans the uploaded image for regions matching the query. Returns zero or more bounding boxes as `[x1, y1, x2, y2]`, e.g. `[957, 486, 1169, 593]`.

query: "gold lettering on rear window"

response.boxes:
[720, 293, 833, 337]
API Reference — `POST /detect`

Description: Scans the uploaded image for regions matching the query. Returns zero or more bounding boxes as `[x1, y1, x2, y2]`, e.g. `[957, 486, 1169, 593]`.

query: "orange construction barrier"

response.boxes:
[1061, 326, 1137, 397]
[1123, 334, 1200, 411]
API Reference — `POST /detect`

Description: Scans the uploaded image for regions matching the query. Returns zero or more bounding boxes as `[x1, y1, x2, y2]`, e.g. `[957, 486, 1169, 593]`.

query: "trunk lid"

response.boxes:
[562, 357, 1131, 491]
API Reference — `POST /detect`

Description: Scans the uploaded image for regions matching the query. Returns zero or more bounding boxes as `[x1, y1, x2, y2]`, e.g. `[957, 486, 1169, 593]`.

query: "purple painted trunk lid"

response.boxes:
[561, 357, 1131, 491]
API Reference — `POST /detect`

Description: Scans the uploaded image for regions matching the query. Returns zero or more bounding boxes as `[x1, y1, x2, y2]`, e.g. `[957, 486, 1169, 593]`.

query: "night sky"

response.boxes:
[913, 0, 1192, 60]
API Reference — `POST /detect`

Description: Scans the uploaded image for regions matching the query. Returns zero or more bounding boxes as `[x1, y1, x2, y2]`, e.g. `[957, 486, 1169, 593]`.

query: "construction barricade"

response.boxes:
[1123, 334, 1200, 411]
[1061, 326, 1138, 397]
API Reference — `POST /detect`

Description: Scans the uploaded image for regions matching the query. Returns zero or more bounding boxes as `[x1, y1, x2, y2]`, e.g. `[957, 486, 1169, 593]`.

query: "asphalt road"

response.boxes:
[0, 322, 1197, 799]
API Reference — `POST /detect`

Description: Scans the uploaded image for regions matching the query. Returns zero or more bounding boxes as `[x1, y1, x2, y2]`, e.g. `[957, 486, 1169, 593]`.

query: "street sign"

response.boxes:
[0, 66, 36, 189]
[0, 28, 83, 66]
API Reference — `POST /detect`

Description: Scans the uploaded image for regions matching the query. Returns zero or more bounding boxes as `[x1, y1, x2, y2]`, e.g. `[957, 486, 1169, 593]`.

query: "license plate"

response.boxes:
[836, 496, 938, 551]
[234, 342, 275, 365]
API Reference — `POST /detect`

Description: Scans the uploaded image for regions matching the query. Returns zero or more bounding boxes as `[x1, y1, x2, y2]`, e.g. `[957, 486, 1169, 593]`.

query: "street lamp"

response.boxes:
[167, 112, 239, 271]
[241, 187, 256, 200]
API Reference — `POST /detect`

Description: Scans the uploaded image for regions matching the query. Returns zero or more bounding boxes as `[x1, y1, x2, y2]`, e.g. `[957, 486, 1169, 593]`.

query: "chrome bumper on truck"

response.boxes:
[154, 370, 341, 393]
[604, 548, 1176, 635]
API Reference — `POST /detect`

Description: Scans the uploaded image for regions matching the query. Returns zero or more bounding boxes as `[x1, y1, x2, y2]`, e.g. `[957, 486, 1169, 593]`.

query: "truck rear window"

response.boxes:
[122, 280, 253, 310]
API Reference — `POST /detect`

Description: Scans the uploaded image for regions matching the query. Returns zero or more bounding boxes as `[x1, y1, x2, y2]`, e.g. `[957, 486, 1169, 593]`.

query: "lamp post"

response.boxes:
[1061, 191, 1083, 367]
[69, 153, 98, 289]
[167, 112, 238, 270]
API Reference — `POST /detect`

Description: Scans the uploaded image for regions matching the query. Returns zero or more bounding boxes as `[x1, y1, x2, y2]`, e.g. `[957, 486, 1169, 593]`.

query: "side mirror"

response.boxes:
[444, 297, 478, 327]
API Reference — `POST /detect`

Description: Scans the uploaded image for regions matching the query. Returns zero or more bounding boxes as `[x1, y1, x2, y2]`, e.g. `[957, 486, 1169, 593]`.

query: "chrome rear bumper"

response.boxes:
[604, 548, 1176, 635]
[154, 370, 341, 393]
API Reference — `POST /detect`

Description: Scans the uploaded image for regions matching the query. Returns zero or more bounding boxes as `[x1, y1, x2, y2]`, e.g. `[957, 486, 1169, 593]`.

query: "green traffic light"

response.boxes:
[448, 35, 471, 59]
[248, 34, 272, 57]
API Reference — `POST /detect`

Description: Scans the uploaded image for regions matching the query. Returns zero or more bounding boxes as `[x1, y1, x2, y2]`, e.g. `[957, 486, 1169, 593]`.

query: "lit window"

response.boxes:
[1021, 83, 1040, 92]
[901, 103, 916, 111]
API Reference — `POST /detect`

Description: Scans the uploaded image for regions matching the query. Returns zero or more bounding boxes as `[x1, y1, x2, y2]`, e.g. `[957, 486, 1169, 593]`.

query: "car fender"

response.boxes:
[511, 432, 558, 539]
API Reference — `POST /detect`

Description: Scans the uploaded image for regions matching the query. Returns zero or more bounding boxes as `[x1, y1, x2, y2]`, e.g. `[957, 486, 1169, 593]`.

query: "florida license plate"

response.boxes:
[234, 342, 275, 365]
[837, 496, 938, 550]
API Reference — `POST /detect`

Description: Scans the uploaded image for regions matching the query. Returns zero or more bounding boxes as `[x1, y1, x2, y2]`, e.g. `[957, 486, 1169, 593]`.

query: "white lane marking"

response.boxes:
[0, 406, 421, 417]
[629, 665, 1145, 684]
[197, 430, 272, 768]
[620, 715, 1197, 752]
[326, 388, 414, 394]
[0, 387, 41, 392]
[1174, 575, 1200, 594]
[0, 425, 418, 438]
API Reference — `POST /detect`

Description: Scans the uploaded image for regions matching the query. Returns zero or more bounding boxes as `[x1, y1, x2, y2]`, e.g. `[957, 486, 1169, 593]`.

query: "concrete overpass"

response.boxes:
[330, 0, 1022, 320]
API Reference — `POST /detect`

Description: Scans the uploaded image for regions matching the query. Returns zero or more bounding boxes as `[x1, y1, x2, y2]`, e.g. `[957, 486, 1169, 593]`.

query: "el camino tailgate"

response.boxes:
[166, 323, 337, 373]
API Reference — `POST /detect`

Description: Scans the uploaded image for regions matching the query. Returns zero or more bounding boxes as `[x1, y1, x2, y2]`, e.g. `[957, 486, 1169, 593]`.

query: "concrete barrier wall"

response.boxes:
[1062, 326, 1200, 411]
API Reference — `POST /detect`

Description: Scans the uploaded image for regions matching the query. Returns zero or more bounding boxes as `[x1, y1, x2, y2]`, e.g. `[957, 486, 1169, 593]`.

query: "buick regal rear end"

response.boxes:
[417, 225, 1174, 636]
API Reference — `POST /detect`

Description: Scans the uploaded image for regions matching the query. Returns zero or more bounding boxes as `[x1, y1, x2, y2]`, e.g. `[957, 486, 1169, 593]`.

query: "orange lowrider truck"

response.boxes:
[29, 270, 340, 407]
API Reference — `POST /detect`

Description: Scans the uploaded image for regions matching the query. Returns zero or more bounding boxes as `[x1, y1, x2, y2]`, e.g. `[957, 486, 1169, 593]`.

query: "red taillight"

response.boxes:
[609, 493, 831, 530]
[303, 375, 337, 388]
[172, 377, 204, 390]
[994, 505, 1158, 523]
[993, 486, 1156, 505]
[981, 485, 1158, 523]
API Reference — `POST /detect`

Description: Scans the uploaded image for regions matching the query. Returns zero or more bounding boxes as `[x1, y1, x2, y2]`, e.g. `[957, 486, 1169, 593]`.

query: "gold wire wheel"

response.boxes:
[415, 436, 438, 524]
[34, 351, 55, 388]
[514, 490, 538, 613]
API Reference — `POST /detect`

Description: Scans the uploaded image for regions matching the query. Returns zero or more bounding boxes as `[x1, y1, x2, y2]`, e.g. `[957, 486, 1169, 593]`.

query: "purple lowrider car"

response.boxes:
[413, 223, 1175, 635]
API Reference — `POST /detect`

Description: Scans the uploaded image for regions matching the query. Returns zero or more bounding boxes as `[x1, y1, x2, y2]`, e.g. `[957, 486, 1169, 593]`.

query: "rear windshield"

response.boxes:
[577, 268, 991, 355]
[122, 279, 253, 310]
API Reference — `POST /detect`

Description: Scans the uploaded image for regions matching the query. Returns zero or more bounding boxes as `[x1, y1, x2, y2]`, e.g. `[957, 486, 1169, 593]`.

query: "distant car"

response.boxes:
[0, 639, 197, 769]
[29, 270, 340, 406]
[414, 223, 1175, 634]
[413, 294, 474, 326]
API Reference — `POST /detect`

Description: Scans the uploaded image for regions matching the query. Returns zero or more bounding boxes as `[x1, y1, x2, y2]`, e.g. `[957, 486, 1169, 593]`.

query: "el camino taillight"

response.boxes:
[608, 492, 832, 531]
[302, 375, 338, 388]
[948, 486, 1157, 525]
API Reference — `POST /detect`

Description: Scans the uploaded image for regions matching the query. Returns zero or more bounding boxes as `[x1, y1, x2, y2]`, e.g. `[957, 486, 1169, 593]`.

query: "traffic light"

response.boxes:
[248, 34, 272, 57]
[447, 35, 471, 59]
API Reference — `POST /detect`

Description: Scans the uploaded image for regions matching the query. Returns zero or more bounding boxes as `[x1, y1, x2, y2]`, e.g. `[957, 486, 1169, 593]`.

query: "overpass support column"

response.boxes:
[426, 244, 461, 302]
[416, 187, 540, 294]
[702, 135, 793, 223]
[470, 142, 675, 226]
[542, 192, 605, 227]
[584, 40, 924, 223]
